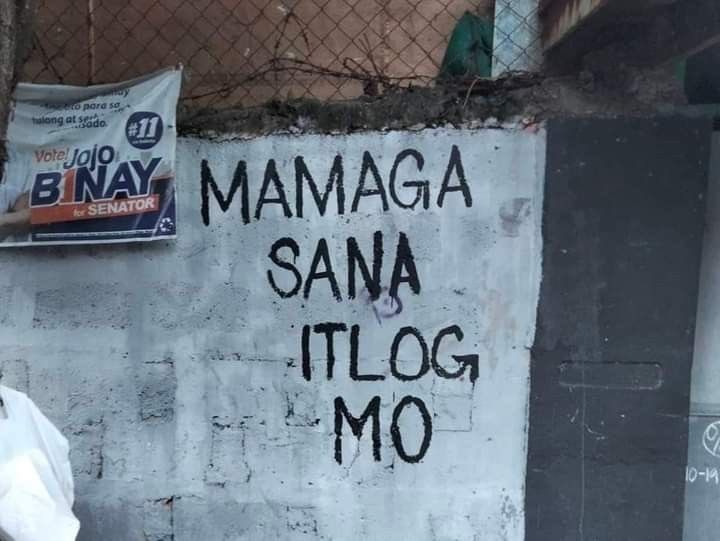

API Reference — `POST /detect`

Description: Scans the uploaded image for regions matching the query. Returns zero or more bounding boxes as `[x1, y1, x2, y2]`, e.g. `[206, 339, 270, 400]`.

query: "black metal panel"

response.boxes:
[686, 44, 720, 105]
[526, 118, 711, 540]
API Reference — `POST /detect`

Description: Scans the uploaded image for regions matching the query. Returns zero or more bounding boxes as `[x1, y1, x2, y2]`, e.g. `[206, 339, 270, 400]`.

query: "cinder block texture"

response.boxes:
[0, 128, 544, 540]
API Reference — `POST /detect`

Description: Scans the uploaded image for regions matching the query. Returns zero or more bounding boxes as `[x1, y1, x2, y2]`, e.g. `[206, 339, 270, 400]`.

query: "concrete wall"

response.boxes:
[689, 132, 720, 414]
[685, 132, 720, 540]
[0, 127, 545, 540]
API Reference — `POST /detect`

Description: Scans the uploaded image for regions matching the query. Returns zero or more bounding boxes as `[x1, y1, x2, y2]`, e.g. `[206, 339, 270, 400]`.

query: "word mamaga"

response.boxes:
[200, 145, 472, 225]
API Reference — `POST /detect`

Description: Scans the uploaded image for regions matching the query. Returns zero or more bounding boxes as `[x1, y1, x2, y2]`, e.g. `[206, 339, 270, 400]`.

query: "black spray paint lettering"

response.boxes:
[351, 151, 389, 212]
[348, 232, 383, 301]
[266, 238, 302, 299]
[200, 145, 472, 225]
[389, 149, 428, 210]
[306, 323, 476, 464]
[334, 395, 432, 464]
[309, 322, 347, 380]
[200, 159, 250, 225]
[349, 324, 384, 381]
[431, 325, 479, 383]
[390, 395, 433, 464]
[266, 231, 420, 302]
[302, 323, 386, 382]
[302, 323, 477, 383]
[437, 145, 472, 208]
[295, 155, 344, 218]
[255, 158, 292, 220]
[303, 238, 342, 301]
[334, 396, 381, 463]
[390, 326, 430, 381]
[200, 146, 476, 468]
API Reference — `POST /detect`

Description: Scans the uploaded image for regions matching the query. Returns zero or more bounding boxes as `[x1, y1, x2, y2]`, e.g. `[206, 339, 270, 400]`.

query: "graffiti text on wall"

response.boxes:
[200, 146, 478, 465]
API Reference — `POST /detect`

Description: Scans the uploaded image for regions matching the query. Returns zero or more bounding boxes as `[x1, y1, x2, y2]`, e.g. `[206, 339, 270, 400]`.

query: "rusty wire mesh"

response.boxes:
[23, 0, 539, 109]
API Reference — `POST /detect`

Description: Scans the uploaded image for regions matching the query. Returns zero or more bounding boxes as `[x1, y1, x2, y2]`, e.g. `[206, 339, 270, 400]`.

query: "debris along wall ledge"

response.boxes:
[176, 72, 690, 139]
[0, 125, 546, 540]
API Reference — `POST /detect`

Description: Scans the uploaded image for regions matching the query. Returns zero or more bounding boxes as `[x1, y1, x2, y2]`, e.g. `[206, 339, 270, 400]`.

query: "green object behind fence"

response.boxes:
[439, 11, 494, 79]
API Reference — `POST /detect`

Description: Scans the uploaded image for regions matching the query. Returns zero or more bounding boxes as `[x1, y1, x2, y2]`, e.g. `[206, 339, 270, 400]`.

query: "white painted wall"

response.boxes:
[691, 133, 720, 413]
[685, 133, 720, 541]
[0, 127, 545, 540]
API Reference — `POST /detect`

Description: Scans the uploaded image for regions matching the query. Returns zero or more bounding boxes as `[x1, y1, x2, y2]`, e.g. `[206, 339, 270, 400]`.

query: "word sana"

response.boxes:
[267, 231, 419, 301]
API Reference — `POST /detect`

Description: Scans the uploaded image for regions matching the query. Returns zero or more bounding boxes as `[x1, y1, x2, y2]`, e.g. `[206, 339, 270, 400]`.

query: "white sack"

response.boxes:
[0, 385, 79, 541]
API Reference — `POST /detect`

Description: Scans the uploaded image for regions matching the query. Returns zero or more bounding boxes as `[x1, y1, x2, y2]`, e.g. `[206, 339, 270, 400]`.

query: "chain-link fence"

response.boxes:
[23, 0, 540, 109]
[493, 0, 540, 75]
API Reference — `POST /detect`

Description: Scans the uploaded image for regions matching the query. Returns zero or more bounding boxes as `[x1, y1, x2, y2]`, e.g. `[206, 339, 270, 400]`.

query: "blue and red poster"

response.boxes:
[0, 67, 181, 246]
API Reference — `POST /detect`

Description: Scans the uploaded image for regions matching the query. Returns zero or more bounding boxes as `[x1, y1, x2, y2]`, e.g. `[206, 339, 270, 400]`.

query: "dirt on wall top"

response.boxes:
[177, 67, 701, 138]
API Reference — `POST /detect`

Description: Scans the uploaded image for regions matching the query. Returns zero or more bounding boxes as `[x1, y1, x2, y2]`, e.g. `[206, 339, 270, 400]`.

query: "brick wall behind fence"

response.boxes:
[25, 0, 494, 108]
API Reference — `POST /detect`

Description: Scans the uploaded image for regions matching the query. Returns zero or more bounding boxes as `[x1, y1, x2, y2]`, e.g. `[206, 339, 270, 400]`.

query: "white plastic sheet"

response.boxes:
[0, 385, 79, 541]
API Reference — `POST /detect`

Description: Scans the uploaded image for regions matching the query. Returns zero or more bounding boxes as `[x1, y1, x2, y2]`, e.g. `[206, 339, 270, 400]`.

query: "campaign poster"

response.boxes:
[0, 67, 181, 246]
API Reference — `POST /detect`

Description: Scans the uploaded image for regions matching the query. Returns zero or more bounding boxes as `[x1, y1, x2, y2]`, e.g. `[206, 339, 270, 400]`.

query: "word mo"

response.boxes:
[335, 395, 432, 464]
